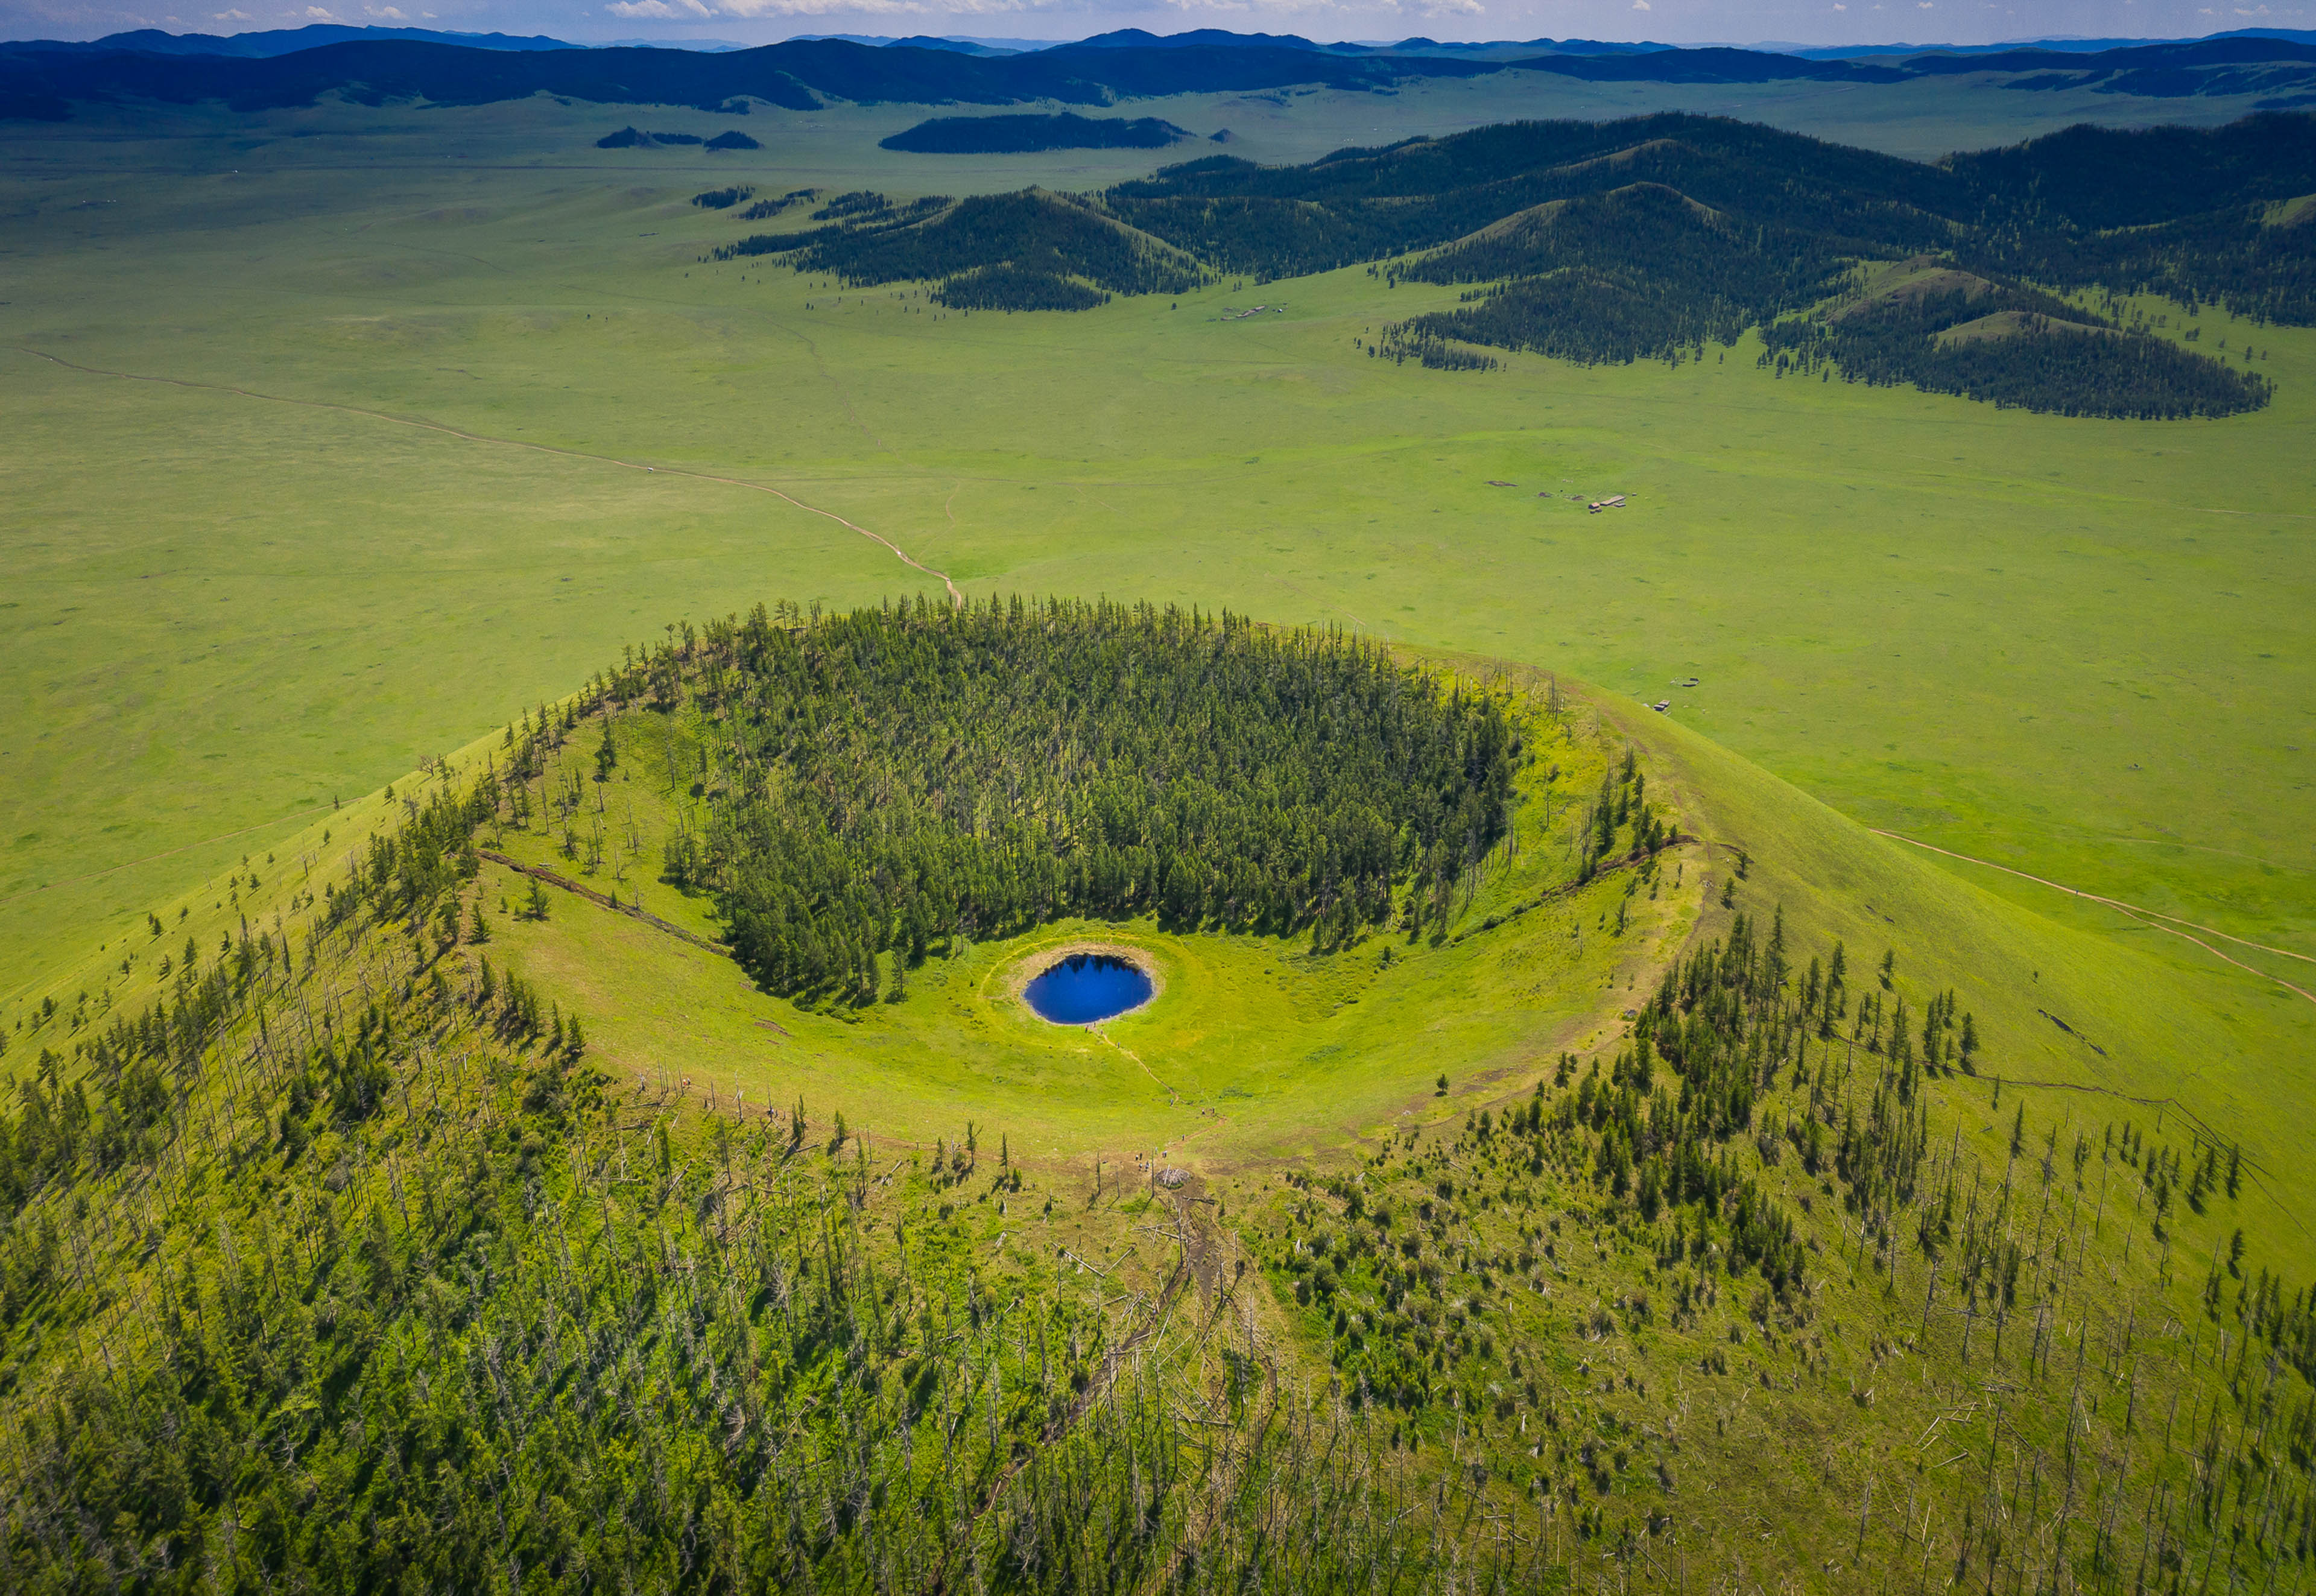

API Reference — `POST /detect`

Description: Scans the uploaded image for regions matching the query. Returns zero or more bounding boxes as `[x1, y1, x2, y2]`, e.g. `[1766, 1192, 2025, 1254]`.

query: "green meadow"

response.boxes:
[3, 81, 2311, 1197]
[6, 64, 2316, 1572]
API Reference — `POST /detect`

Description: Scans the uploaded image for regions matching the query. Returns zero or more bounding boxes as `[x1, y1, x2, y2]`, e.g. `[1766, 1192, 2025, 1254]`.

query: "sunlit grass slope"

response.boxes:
[8, 635, 2308, 1591]
[3, 97, 2309, 1142]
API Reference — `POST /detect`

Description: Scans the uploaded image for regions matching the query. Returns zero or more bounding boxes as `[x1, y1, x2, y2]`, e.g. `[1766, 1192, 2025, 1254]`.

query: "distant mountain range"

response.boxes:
[10, 21, 2316, 62]
[1781, 28, 2316, 60]
[3, 24, 2315, 125]
[12, 23, 578, 57]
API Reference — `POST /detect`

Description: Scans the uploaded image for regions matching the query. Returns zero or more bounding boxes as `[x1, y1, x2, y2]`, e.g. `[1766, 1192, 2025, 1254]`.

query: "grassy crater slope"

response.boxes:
[4, 609, 2309, 1590]
[473, 601, 1653, 1159]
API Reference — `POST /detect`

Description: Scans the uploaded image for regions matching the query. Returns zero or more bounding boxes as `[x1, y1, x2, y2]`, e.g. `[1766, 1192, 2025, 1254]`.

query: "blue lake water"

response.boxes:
[1023, 954, 1153, 1024]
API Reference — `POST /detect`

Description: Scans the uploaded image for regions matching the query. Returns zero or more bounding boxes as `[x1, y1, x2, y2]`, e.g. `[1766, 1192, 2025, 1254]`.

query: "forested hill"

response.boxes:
[705, 110, 2301, 416]
[714, 189, 1207, 311]
[879, 113, 1192, 154]
[1106, 112, 2316, 306]
[1105, 117, 1958, 282]
[1244, 113, 2303, 415]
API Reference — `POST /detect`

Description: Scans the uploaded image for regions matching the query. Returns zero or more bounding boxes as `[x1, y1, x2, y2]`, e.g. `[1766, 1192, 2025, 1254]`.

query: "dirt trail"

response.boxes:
[1871, 828, 2316, 1008]
[14, 346, 964, 607]
[478, 849, 729, 954]
[1091, 1024, 1179, 1104]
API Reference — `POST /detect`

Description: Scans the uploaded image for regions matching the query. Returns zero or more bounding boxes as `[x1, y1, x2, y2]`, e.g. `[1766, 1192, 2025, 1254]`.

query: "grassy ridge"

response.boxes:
[5, 637, 2308, 1591]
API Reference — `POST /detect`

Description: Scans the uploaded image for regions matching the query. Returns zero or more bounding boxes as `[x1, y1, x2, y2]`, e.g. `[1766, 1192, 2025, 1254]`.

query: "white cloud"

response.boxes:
[706, 0, 1051, 16]
[367, 4, 407, 14]
[214, 6, 253, 15]
[1630, 0, 1648, 9]
[1359, 0, 1485, 16]
[303, 4, 337, 16]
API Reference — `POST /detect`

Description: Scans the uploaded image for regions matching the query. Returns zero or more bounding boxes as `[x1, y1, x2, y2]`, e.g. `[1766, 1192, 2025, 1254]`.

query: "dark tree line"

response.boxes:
[812, 189, 902, 223]
[1759, 285, 2273, 418]
[736, 188, 817, 221]
[1958, 202, 2316, 329]
[712, 190, 1204, 311]
[641, 597, 1513, 1004]
[935, 264, 1109, 312]
[1937, 114, 2316, 237]
[1375, 325, 1499, 371]
[880, 112, 1189, 155]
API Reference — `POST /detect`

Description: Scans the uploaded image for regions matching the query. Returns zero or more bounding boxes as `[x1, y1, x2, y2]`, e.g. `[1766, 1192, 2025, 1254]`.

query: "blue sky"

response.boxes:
[4, 0, 2305, 52]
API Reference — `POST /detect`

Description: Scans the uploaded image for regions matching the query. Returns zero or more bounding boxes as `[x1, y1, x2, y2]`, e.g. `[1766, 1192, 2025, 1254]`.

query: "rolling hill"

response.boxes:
[2, 605, 2308, 1589]
[694, 110, 2306, 415]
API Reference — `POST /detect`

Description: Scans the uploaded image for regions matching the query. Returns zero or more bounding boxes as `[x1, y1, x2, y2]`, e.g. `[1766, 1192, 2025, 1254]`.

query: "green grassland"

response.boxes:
[6, 93, 2311, 1035]
[4, 86, 2315, 1585]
